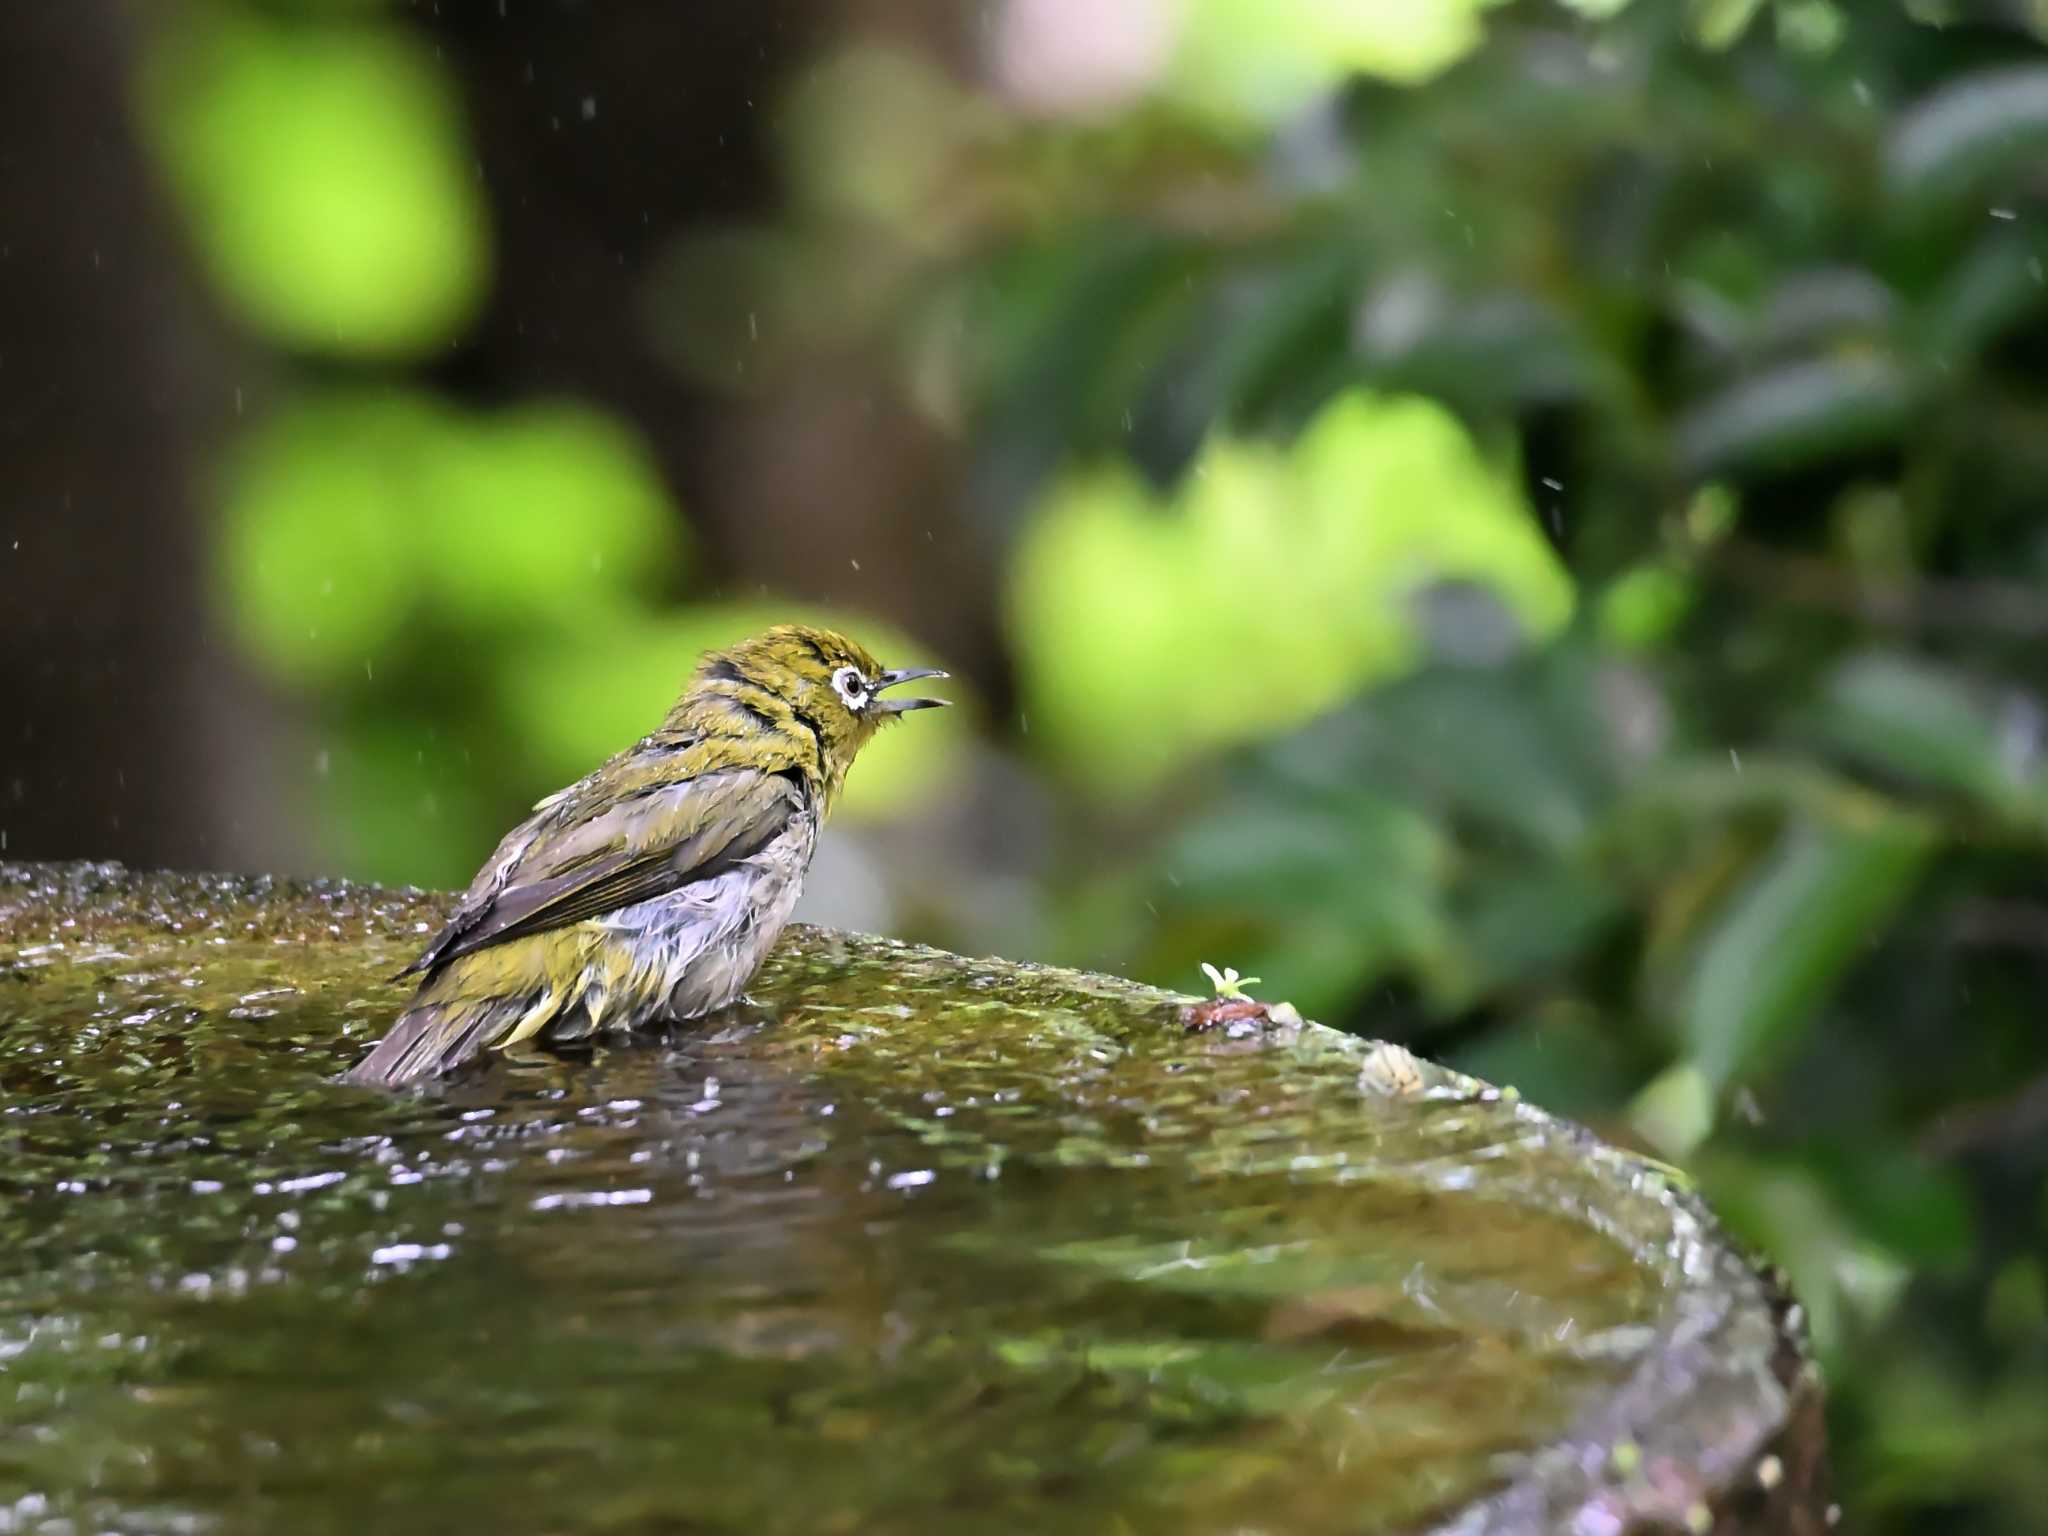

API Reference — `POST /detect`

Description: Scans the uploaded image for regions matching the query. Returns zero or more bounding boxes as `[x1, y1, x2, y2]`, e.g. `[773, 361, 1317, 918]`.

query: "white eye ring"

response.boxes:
[832, 665, 871, 711]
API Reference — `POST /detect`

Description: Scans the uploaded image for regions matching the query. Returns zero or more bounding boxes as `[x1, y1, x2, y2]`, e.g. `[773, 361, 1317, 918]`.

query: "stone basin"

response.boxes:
[0, 861, 1826, 1534]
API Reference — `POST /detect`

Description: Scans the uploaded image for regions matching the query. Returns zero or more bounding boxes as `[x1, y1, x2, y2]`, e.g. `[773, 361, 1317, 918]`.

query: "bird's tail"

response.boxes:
[345, 979, 562, 1089]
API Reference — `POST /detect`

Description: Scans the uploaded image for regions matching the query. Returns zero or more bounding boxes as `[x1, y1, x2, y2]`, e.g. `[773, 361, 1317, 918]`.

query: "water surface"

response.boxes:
[1, 863, 1684, 1534]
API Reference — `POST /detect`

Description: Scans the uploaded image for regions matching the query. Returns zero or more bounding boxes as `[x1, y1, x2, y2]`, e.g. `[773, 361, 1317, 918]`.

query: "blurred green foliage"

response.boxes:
[1164, 0, 1496, 117]
[1011, 388, 1571, 790]
[146, 2, 970, 888]
[213, 387, 965, 880]
[140, 0, 2048, 1527]
[714, 2, 2048, 1527]
[218, 392, 683, 685]
[142, 5, 488, 356]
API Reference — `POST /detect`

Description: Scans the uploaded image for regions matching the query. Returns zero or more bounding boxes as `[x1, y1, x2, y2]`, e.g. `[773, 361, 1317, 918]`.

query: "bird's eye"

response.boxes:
[832, 666, 870, 710]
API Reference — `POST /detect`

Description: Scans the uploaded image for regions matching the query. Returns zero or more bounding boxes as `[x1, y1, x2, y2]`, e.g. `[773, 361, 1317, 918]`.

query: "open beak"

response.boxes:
[874, 666, 950, 714]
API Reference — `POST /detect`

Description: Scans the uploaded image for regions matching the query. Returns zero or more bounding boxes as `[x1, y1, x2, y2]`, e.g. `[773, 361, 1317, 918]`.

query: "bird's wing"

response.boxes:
[398, 762, 808, 979]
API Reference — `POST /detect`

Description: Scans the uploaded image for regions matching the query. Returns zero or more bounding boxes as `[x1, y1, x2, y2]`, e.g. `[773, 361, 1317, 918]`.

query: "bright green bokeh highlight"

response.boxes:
[218, 392, 683, 687]
[1009, 390, 1574, 792]
[217, 394, 428, 686]
[1168, 0, 1493, 124]
[495, 604, 970, 825]
[141, 5, 488, 356]
[1600, 563, 1695, 652]
[413, 409, 681, 629]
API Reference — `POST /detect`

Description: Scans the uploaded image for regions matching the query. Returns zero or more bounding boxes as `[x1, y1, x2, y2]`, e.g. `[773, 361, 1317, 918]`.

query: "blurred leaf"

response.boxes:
[1165, 790, 1445, 914]
[1816, 651, 2045, 820]
[1860, 1356, 2048, 1517]
[1355, 275, 1604, 413]
[1832, 483, 1915, 579]
[315, 714, 496, 887]
[1627, 753, 1864, 828]
[1452, 860, 1624, 999]
[1809, 1140, 1974, 1268]
[217, 392, 682, 681]
[1675, 806, 1934, 1089]
[1688, 0, 1767, 49]
[1599, 564, 1695, 651]
[1630, 1060, 1716, 1157]
[1009, 389, 1573, 793]
[973, 226, 1210, 522]
[1885, 65, 2048, 215]
[415, 403, 683, 628]
[1674, 356, 1914, 477]
[1130, 244, 1359, 484]
[216, 394, 431, 685]
[1354, 659, 1615, 856]
[1986, 1258, 2048, 1345]
[1774, 0, 1846, 56]
[1167, 0, 1488, 125]
[1684, 484, 1741, 546]
[1916, 227, 2048, 364]
[1749, 269, 1898, 360]
[142, 6, 488, 356]
[777, 46, 981, 229]
[1157, 790, 1450, 1016]
[1447, 1009, 1640, 1119]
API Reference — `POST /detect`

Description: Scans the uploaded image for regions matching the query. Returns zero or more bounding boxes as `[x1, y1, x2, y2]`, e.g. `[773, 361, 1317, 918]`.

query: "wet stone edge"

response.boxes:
[0, 859, 1830, 1534]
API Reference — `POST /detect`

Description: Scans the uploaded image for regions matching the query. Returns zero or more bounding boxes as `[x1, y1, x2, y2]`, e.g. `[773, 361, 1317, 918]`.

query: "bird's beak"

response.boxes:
[874, 666, 950, 714]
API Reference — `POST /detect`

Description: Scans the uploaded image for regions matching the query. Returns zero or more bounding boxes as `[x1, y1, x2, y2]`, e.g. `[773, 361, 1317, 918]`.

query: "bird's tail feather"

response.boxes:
[345, 986, 558, 1089]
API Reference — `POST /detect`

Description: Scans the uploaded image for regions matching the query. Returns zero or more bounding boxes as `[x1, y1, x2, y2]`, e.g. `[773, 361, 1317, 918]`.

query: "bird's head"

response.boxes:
[689, 624, 949, 796]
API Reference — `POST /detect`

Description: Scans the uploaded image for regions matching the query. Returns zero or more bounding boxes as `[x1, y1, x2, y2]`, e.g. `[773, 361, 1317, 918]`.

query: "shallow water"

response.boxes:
[0, 863, 1677, 1535]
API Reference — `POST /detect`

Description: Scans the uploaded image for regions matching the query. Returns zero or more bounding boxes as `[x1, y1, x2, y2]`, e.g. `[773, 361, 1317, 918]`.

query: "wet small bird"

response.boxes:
[346, 625, 948, 1088]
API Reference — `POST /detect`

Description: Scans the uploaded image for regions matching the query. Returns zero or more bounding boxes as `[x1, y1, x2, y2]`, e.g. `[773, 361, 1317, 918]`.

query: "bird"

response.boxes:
[345, 624, 948, 1088]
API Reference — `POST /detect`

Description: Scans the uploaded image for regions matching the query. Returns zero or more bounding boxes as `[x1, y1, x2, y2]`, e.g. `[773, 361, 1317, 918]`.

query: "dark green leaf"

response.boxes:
[1678, 809, 1934, 1088]
[1885, 65, 2048, 214]
[1674, 356, 1914, 477]
[1815, 651, 2041, 817]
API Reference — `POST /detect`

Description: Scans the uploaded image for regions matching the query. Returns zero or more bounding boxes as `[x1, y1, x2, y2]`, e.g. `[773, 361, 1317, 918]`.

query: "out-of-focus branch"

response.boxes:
[1920, 1071, 2048, 1158]
[1710, 539, 2048, 638]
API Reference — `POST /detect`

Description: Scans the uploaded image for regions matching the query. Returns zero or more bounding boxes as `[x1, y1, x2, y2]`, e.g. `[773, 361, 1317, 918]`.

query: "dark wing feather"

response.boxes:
[398, 766, 805, 980]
